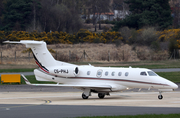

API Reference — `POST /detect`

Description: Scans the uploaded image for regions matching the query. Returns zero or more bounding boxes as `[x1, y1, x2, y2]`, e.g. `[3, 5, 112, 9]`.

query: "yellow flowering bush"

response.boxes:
[158, 29, 180, 48]
[101, 31, 123, 43]
[158, 29, 180, 41]
[3, 28, 180, 48]
[0, 31, 5, 41]
[76, 29, 123, 43]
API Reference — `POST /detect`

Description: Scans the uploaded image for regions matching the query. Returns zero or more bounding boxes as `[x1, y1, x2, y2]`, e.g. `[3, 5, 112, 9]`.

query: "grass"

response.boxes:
[77, 113, 180, 118]
[0, 75, 56, 85]
[0, 68, 34, 73]
[0, 60, 180, 72]
[157, 72, 180, 83]
[107, 60, 180, 69]
[74, 60, 180, 69]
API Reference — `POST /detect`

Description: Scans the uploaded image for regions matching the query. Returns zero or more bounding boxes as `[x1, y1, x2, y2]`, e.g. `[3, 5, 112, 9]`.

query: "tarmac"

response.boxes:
[0, 85, 180, 118]
[0, 91, 180, 107]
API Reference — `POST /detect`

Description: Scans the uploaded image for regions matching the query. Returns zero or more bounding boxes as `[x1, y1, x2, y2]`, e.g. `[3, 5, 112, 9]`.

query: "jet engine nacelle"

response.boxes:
[111, 84, 128, 91]
[49, 66, 79, 77]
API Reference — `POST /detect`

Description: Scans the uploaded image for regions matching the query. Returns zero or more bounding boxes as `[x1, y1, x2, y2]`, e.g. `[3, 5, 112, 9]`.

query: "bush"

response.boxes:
[85, 19, 92, 24]
[150, 41, 160, 52]
[140, 27, 159, 45]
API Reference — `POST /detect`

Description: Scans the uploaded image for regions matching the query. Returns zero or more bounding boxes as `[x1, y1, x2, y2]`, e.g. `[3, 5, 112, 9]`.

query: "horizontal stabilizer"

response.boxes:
[21, 74, 31, 85]
[4, 40, 43, 45]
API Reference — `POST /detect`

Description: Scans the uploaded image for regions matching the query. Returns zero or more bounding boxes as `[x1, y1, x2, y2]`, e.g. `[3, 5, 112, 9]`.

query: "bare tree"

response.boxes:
[39, 0, 83, 33]
[170, 0, 180, 28]
[85, 0, 110, 31]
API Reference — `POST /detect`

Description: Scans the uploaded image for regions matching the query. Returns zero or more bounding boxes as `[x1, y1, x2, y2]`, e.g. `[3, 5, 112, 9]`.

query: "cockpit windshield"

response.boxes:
[147, 71, 158, 76]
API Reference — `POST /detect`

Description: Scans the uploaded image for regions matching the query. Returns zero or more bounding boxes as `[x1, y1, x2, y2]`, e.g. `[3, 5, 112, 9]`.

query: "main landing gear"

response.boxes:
[98, 93, 105, 99]
[82, 93, 89, 99]
[158, 91, 163, 100]
[81, 91, 108, 99]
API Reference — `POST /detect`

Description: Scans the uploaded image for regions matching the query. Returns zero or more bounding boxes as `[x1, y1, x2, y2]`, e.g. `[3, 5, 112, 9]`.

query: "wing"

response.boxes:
[21, 74, 112, 89]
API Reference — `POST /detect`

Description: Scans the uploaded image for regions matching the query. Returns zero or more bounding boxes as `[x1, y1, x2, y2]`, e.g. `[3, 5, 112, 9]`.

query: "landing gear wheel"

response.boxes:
[82, 93, 89, 99]
[98, 93, 105, 99]
[158, 95, 163, 100]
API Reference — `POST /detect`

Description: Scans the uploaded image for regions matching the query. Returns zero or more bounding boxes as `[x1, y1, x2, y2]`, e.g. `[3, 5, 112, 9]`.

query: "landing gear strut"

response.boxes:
[98, 93, 105, 99]
[158, 91, 163, 100]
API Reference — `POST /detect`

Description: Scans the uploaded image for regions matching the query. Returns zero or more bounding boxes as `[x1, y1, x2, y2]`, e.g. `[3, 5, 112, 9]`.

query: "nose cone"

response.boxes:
[170, 82, 178, 89]
[161, 77, 178, 89]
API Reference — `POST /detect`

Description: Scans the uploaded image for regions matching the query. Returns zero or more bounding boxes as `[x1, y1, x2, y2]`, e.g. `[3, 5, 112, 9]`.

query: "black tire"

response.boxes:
[158, 95, 163, 100]
[98, 93, 105, 99]
[82, 93, 89, 99]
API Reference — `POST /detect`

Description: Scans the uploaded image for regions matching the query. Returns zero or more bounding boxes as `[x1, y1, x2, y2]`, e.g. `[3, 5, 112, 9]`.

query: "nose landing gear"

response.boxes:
[158, 91, 163, 100]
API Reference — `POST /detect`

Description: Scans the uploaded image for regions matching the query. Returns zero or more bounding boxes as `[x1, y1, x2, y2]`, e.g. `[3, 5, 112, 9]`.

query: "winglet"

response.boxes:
[21, 74, 31, 85]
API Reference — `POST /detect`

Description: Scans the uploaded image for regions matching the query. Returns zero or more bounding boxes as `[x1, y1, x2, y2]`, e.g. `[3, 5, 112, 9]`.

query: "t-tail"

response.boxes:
[3, 40, 74, 72]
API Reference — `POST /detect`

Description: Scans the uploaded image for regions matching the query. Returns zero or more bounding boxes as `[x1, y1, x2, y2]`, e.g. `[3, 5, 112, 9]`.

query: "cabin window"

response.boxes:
[140, 72, 147, 76]
[105, 71, 108, 76]
[148, 71, 157, 76]
[125, 72, 129, 76]
[118, 72, 122, 76]
[87, 71, 90, 75]
[97, 69, 103, 77]
[111, 72, 115, 76]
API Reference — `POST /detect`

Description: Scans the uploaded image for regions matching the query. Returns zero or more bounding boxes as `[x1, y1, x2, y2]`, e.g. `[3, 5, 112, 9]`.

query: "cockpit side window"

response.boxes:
[140, 72, 147, 76]
[148, 71, 157, 76]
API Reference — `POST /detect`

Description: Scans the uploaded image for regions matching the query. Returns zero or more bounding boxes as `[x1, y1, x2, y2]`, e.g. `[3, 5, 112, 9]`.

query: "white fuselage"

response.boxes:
[34, 66, 178, 92]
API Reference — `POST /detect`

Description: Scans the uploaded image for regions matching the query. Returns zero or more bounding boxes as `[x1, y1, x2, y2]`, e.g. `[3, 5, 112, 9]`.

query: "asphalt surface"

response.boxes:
[0, 84, 179, 118]
[0, 104, 180, 118]
[0, 72, 34, 76]
[152, 68, 180, 72]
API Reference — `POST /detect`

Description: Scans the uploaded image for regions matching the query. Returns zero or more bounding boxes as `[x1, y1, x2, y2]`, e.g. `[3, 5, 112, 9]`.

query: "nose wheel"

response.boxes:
[158, 91, 163, 100]
[158, 95, 163, 100]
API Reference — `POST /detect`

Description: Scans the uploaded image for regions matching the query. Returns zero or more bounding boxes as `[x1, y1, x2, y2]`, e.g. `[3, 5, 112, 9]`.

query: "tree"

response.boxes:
[39, 0, 82, 33]
[0, 0, 4, 28]
[170, 0, 180, 28]
[85, 0, 110, 31]
[1, 0, 33, 31]
[113, 0, 173, 30]
[32, 0, 41, 31]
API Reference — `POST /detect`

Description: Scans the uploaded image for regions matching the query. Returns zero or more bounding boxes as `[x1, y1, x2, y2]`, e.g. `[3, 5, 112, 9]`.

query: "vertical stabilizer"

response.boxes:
[4, 40, 57, 70]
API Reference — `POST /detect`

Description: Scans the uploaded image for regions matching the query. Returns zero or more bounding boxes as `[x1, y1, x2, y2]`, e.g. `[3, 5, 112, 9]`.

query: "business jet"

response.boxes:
[4, 40, 178, 99]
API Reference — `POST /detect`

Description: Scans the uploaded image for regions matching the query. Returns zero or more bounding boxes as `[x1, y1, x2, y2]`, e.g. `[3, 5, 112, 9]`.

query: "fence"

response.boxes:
[0, 43, 174, 64]
[0, 51, 34, 64]
[0, 49, 134, 64]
